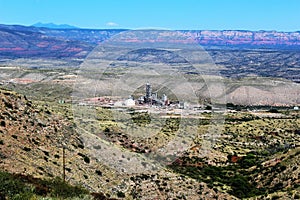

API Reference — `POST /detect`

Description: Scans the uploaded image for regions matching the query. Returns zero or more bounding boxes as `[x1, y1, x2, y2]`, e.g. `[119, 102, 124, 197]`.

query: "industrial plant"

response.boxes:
[72, 82, 219, 120]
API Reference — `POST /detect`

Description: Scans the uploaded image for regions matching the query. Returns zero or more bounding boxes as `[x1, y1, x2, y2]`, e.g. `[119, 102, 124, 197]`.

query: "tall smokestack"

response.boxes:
[146, 83, 152, 100]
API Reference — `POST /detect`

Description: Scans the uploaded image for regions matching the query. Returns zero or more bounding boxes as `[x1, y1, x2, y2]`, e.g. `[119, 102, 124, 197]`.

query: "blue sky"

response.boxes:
[0, 0, 299, 31]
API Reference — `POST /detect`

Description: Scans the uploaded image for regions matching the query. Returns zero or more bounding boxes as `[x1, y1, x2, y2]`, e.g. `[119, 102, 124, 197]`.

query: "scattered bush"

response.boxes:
[49, 177, 89, 198]
[117, 191, 125, 198]
[238, 153, 258, 168]
[0, 171, 34, 200]
[12, 135, 18, 139]
[95, 170, 102, 176]
[0, 170, 90, 199]
[84, 156, 90, 164]
[169, 163, 265, 199]
[205, 105, 212, 110]
[268, 108, 279, 113]
[0, 121, 5, 127]
[23, 147, 31, 152]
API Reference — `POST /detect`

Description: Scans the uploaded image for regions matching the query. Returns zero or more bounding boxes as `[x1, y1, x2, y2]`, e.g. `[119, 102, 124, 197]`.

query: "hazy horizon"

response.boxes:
[0, 0, 300, 31]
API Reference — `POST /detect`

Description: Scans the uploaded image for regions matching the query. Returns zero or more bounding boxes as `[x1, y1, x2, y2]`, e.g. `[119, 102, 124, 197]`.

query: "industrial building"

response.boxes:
[138, 83, 170, 106]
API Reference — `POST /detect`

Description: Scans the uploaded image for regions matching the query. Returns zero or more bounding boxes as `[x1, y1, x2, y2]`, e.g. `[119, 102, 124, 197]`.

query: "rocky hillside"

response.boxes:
[0, 88, 238, 199]
[0, 88, 124, 197]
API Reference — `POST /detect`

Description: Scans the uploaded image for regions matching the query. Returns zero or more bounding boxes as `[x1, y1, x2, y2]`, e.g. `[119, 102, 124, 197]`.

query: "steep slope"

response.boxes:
[0, 88, 123, 196]
[250, 147, 300, 199]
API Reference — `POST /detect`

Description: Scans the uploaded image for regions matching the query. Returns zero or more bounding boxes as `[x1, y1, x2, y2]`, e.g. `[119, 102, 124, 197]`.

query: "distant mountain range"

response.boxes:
[0, 23, 300, 59]
[32, 22, 79, 29]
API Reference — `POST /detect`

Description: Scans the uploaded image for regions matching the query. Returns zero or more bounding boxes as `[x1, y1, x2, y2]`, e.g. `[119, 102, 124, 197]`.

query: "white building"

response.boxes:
[124, 99, 135, 107]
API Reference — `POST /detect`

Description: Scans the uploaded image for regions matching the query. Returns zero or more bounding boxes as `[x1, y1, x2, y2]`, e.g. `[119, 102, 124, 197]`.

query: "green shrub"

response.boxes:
[0, 171, 34, 200]
[0, 170, 90, 199]
[268, 108, 279, 113]
[117, 191, 126, 198]
[49, 177, 89, 198]
[169, 163, 265, 199]
[238, 153, 258, 168]
[84, 156, 90, 164]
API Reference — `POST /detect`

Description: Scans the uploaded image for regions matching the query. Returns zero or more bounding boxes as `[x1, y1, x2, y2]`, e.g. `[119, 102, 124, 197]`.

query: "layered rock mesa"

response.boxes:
[0, 24, 300, 58]
[195, 30, 300, 47]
